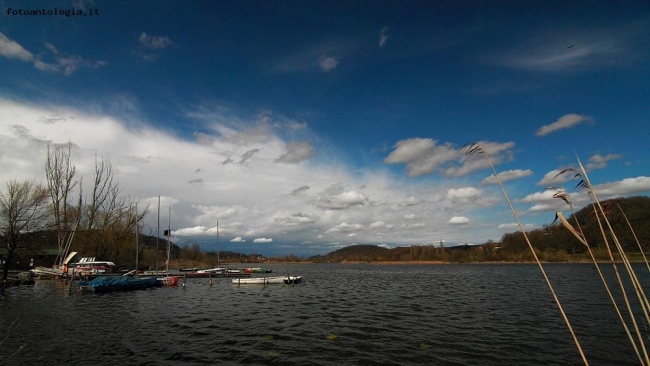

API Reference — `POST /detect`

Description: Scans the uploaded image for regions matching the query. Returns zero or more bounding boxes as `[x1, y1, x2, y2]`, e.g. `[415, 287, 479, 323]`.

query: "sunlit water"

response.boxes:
[1, 263, 647, 365]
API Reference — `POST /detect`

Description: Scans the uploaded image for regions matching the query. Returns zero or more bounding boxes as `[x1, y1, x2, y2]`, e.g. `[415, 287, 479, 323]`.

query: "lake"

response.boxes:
[1, 263, 647, 365]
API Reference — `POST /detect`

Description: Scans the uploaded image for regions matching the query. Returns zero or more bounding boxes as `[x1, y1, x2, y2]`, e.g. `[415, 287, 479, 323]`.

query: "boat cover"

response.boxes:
[78, 276, 157, 291]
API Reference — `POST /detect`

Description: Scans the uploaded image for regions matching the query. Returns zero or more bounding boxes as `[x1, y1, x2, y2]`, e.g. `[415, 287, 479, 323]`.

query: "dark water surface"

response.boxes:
[1, 263, 647, 365]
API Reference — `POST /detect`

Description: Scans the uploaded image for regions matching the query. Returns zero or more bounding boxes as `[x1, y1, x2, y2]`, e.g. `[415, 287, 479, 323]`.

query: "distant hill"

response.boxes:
[308, 196, 650, 263]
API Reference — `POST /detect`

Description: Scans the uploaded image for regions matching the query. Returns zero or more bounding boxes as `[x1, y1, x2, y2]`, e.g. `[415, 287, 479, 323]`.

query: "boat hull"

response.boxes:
[232, 276, 303, 285]
[78, 276, 158, 292]
[155, 276, 179, 287]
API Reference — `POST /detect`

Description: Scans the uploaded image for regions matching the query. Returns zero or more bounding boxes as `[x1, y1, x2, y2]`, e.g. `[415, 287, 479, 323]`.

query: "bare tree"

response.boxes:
[0, 180, 51, 280]
[94, 199, 148, 267]
[84, 154, 118, 230]
[44, 143, 82, 267]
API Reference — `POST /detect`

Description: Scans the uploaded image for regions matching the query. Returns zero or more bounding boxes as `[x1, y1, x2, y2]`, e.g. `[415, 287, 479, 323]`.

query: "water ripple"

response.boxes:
[1, 263, 647, 365]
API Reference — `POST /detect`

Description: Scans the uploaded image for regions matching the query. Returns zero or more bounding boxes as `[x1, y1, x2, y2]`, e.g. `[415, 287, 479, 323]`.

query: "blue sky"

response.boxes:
[1, 0, 649, 257]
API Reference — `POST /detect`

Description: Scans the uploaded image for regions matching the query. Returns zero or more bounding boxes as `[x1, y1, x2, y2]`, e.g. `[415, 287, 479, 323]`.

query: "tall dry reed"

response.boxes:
[463, 142, 589, 365]
[553, 158, 650, 365]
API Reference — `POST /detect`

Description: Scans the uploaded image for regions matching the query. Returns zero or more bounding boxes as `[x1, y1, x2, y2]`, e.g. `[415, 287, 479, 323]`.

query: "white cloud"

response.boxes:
[230, 237, 246, 242]
[325, 222, 363, 234]
[404, 196, 419, 206]
[384, 138, 457, 177]
[379, 27, 390, 47]
[481, 169, 533, 184]
[528, 204, 556, 212]
[385, 138, 515, 177]
[316, 190, 368, 210]
[448, 216, 470, 224]
[253, 238, 273, 243]
[495, 25, 641, 73]
[586, 153, 622, 170]
[139, 32, 173, 49]
[441, 141, 515, 177]
[369, 221, 387, 229]
[4, 97, 622, 255]
[446, 187, 482, 203]
[536, 113, 593, 137]
[592, 176, 650, 197]
[174, 226, 208, 236]
[0, 32, 33, 61]
[498, 223, 536, 230]
[521, 177, 650, 212]
[537, 168, 573, 186]
[0, 32, 106, 75]
[401, 223, 425, 229]
[273, 212, 316, 226]
[519, 190, 558, 203]
[318, 56, 339, 72]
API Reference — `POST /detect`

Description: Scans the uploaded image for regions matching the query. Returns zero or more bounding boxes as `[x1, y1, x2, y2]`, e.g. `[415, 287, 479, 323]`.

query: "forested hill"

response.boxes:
[500, 196, 650, 254]
[309, 196, 650, 263]
[311, 245, 394, 262]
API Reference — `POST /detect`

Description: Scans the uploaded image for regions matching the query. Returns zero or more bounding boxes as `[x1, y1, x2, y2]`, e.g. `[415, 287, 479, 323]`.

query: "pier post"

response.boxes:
[68, 270, 75, 292]
[209, 273, 213, 286]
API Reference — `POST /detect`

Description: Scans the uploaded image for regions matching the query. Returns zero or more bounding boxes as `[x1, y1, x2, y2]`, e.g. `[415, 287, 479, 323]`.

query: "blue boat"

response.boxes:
[77, 276, 157, 292]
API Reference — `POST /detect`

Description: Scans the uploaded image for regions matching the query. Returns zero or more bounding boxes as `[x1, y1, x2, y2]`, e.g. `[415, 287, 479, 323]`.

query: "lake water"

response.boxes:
[1, 263, 648, 365]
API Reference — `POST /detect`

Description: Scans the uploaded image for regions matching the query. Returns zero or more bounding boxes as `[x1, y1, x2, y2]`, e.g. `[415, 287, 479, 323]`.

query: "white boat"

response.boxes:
[232, 276, 303, 285]
[71, 257, 116, 276]
[32, 252, 116, 278]
[197, 267, 226, 274]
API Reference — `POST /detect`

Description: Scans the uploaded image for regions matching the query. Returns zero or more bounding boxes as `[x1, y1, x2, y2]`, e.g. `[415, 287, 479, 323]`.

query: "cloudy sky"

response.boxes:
[1, 1, 649, 256]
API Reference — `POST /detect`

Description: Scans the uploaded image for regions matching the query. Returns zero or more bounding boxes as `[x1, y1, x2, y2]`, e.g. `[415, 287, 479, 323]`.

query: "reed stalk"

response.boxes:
[616, 203, 650, 273]
[575, 158, 650, 323]
[464, 143, 589, 365]
[551, 189, 643, 364]
[558, 156, 650, 365]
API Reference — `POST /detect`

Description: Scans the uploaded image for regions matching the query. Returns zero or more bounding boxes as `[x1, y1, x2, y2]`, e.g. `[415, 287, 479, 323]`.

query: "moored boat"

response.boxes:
[70, 257, 116, 276]
[77, 276, 157, 292]
[232, 275, 303, 285]
[155, 275, 179, 287]
[242, 267, 273, 273]
[197, 267, 226, 274]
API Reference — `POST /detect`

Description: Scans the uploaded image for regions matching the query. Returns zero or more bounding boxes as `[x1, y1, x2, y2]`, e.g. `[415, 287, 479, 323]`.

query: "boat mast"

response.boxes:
[166, 206, 171, 274]
[217, 221, 220, 267]
[135, 205, 139, 274]
[156, 196, 160, 273]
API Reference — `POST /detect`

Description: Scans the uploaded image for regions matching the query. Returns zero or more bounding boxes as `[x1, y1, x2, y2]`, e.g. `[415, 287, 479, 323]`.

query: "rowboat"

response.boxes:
[232, 276, 303, 285]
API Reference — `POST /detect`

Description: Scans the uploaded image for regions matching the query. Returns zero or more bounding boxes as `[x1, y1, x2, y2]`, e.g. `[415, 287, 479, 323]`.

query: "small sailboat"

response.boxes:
[154, 201, 178, 286]
[134, 199, 178, 287]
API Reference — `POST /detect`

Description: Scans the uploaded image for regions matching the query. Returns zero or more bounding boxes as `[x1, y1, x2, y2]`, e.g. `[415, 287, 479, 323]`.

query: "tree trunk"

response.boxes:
[2, 252, 14, 281]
